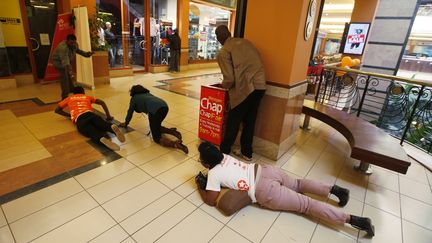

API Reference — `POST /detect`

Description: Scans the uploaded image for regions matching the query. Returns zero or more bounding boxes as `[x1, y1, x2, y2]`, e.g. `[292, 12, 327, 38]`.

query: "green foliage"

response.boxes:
[88, 8, 112, 51]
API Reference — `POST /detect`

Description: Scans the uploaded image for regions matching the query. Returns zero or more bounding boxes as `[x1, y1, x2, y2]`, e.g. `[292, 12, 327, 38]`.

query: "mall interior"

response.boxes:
[0, 0, 431, 242]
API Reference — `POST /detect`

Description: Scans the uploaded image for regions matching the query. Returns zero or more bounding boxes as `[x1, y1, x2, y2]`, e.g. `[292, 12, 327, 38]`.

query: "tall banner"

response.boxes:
[198, 85, 229, 145]
[73, 7, 94, 89]
[43, 13, 74, 82]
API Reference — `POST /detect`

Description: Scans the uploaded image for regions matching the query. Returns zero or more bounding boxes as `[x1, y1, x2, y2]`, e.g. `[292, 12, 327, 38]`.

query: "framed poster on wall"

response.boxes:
[342, 22, 370, 55]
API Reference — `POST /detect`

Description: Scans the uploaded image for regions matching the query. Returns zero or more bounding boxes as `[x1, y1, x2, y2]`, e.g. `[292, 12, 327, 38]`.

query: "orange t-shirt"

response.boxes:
[58, 94, 96, 122]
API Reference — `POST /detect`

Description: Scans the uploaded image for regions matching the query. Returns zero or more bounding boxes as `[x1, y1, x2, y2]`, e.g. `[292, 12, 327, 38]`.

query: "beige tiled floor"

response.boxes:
[0, 68, 432, 242]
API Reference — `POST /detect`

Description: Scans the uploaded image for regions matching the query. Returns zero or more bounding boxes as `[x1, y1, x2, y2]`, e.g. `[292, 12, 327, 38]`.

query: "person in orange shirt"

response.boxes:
[55, 86, 125, 151]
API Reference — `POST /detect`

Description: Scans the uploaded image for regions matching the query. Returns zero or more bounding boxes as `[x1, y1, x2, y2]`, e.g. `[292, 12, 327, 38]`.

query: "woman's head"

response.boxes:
[129, 85, 150, 97]
[198, 142, 224, 169]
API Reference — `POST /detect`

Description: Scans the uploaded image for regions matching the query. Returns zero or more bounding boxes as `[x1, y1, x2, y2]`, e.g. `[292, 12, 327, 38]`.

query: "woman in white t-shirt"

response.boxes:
[196, 142, 375, 237]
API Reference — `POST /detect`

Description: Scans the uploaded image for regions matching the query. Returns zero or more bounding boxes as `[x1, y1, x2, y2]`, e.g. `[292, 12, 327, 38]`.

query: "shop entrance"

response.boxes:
[24, 0, 58, 79]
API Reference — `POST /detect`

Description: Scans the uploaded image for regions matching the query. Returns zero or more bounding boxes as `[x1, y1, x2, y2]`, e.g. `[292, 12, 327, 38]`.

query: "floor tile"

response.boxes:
[126, 144, 171, 166]
[359, 204, 402, 243]
[261, 212, 316, 243]
[402, 219, 432, 243]
[399, 176, 432, 205]
[117, 137, 154, 157]
[310, 224, 357, 243]
[139, 151, 189, 177]
[9, 191, 98, 243]
[156, 159, 202, 189]
[0, 208, 6, 227]
[227, 205, 279, 242]
[335, 169, 368, 202]
[89, 225, 130, 243]
[0, 226, 14, 243]
[155, 209, 223, 243]
[131, 199, 196, 242]
[210, 226, 250, 243]
[199, 197, 235, 225]
[401, 162, 429, 185]
[281, 154, 316, 178]
[120, 191, 182, 234]
[368, 167, 399, 192]
[102, 179, 170, 222]
[400, 194, 432, 230]
[174, 177, 198, 198]
[87, 168, 151, 204]
[365, 183, 401, 217]
[32, 207, 116, 243]
[75, 158, 135, 189]
[3, 178, 83, 223]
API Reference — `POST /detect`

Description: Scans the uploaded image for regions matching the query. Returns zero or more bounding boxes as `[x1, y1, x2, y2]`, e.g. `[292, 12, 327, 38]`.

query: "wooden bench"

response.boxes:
[302, 100, 411, 174]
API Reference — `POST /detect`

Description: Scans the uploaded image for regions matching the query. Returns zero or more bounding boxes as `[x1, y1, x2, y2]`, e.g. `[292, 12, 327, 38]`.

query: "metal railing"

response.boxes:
[312, 66, 432, 154]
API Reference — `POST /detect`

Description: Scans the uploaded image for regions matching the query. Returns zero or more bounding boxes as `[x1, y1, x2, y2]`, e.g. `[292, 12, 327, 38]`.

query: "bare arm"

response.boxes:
[95, 99, 113, 120]
[55, 106, 70, 118]
[196, 183, 220, 206]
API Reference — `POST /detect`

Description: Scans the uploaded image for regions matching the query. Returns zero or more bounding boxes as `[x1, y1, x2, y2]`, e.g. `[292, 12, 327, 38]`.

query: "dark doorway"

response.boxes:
[24, 0, 58, 79]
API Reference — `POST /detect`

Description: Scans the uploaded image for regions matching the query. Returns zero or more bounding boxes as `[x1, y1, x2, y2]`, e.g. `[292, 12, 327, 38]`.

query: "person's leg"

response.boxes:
[160, 126, 182, 140]
[174, 50, 180, 71]
[169, 50, 175, 71]
[58, 67, 71, 99]
[255, 166, 349, 225]
[220, 101, 248, 155]
[240, 90, 265, 158]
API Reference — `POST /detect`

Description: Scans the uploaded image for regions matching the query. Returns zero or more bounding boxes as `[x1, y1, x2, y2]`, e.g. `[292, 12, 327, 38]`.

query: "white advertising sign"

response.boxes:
[343, 23, 370, 55]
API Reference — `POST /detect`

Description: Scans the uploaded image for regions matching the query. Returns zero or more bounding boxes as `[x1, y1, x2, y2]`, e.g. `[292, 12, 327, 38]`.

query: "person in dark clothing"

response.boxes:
[119, 85, 188, 154]
[51, 34, 93, 99]
[167, 29, 181, 72]
[55, 86, 125, 151]
[104, 22, 116, 68]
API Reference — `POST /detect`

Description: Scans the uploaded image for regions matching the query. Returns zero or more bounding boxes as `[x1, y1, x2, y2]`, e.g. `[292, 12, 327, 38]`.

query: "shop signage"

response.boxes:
[199, 85, 229, 145]
[342, 22, 370, 55]
[0, 17, 21, 25]
[200, 0, 236, 9]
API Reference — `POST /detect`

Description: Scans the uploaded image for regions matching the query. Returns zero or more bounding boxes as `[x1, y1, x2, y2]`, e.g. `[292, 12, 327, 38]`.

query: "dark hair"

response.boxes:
[72, 86, 85, 94]
[198, 142, 224, 169]
[129, 85, 150, 97]
[66, 34, 77, 41]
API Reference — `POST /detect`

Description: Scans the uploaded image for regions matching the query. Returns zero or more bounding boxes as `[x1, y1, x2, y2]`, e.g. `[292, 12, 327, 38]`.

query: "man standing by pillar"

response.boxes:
[167, 29, 181, 72]
[52, 34, 93, 99]
[216, 25, 266, 161]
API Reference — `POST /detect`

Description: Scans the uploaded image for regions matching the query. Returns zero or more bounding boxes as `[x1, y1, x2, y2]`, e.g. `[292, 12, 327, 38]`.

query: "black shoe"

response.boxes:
[331, 185, 350, 207]
[350, 215, 375, 237]
[175, 141, 189, 154]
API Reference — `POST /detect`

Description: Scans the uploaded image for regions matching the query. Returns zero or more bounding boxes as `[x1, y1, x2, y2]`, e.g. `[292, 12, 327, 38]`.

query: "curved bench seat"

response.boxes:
[302, 100, 411, 174]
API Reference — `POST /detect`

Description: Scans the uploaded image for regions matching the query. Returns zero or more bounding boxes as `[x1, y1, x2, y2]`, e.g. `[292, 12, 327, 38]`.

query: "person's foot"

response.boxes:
[331, 185, 350, 207]
[349, 215, 375, 237]
[170, 128, 182, 140]
[111, 124, 125, 142]
[233, 150, 252, 161]
[174, 141, 189, 154]
[100, 137, 120, 151]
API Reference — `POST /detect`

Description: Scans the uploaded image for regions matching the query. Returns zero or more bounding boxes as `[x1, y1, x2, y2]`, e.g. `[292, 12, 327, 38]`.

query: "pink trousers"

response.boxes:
[255, 165, 349, 224]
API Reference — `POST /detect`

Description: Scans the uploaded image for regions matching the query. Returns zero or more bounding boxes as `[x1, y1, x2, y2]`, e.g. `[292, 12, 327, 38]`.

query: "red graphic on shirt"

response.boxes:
[237, 180, 249, 191]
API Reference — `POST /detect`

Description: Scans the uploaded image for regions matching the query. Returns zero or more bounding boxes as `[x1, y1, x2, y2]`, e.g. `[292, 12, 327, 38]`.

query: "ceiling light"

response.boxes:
[321, 17, 351, 23]
[323, 4, 354, 11]
[319, 24, 345, 29]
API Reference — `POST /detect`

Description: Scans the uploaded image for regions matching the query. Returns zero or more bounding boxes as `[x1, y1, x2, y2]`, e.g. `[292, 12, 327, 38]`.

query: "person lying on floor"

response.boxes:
[195, 142, 375, 237]
[119, 84, 188, 154]
[55, 86, 125, 151]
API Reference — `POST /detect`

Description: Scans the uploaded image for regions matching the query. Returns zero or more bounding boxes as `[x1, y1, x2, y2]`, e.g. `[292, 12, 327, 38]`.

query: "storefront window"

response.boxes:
[188, 2, 231, 62]
[150, 0, 177, 65]
[397, 4, 432, 81]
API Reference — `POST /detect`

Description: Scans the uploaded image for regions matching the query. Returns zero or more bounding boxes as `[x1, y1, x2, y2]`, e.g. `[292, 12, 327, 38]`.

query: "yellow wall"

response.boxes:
[244, 0, 321, 85]
[0, 0, 26, 47]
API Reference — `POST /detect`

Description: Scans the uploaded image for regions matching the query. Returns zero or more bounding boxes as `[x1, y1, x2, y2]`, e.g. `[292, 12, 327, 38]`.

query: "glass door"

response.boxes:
[24, 0, 58, 79]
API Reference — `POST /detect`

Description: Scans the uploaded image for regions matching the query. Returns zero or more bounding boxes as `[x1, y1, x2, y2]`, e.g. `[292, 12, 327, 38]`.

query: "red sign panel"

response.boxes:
[347, 34, 365, 44]
[43, 13, 75, 82]
[199, 85, 228, 145]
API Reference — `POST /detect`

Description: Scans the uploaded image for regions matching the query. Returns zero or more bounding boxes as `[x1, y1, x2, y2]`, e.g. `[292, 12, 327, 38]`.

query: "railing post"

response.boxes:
[320, 70, 330, 103]
[356, 75, 371, 117]
[400, 85, 425, 145]
[315, 71, 324, 103]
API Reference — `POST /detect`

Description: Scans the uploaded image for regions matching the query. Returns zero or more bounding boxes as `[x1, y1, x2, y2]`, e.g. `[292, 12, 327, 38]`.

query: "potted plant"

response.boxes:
[88, 9, 112, 84]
